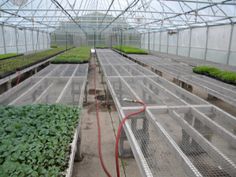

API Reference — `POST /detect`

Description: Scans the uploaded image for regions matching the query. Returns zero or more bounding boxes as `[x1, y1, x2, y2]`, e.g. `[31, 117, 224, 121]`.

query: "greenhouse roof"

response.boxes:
[0, 0, 236, 33]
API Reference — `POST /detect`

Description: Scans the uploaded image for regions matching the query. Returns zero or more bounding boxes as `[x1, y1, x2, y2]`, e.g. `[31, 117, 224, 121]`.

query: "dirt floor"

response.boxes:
[72, 57, 142, 177]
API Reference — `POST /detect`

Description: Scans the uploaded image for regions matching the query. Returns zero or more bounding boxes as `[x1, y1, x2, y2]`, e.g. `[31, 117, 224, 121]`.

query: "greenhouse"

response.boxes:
[0, 0, 236, 177]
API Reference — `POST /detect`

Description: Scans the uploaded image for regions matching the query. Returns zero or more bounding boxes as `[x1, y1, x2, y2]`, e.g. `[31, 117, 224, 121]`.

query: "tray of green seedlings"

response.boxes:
[0, 104, 81, 177]
[193, 65, 236, 85]
[51, 47, 91, 64]
[112, 45, 148, 54]
[0, 47, 66, 79]
[0, 53, 23, 61]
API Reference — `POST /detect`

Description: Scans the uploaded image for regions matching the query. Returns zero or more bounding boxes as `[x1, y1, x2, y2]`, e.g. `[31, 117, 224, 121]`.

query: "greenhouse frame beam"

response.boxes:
[164, 0, 236, 5]
[14, 20, 201, 25]
[50, 0, 87, 35]
[123, 0, 234, 31]
[100, 0, 141, 32]
[0, 9, 56, 29]
[14, 0, 45, 32]
[127, 19, 235, 33]
[0, 21, 51, 32]
[99, 0, 115, 28]
[3, 9, 235, 18]
[122, 0, 233, 31]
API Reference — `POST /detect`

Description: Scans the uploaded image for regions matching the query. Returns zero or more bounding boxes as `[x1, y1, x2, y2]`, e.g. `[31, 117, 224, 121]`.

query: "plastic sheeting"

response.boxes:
[141, 24, 236, 66]
[0, 25, 50, 54]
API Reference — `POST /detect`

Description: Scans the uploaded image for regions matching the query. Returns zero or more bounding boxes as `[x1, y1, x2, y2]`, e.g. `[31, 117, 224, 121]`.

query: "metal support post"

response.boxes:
[130, 112, 149, 157]
[24, 29, 27, 52]
[159, 32, 162, 52]
[140, 33, 142, 48]
[66, 32, 68, 50]
[188, 28, 192, 57]
[176, 30, 179, 55]
[153, 32, 155, 51]
[7, 80, 12, 90]
[1, 25, 7, 54]
[119, 127, 133, 157]
[120, 30, 123, 47]
[204, 26, 209, 61]
[37, 30, 39, 50]
[148, 31, 150, 52]
[15, 27, 19, 53]
[181, 111, 205, 154]
[93, 31, 96, 48]
[167, 32, 169, 54]
[54, 32, 57, 46]
[75, 128, 83, 162]
[84, 81, 88, 104]
[32, 30, 35, 51]
[42, 32, 45, 49]
[226, 24, 234, 65]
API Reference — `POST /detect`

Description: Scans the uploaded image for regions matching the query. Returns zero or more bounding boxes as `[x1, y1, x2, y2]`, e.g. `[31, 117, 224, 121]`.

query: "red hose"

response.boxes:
[93, 63, 112, 177]
[115, 100, 146, 177]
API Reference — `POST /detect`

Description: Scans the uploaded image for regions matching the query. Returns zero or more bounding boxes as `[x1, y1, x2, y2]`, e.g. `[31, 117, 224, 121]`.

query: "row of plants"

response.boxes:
[0, 47, 66, 78]
[193, 65, 236, 85]
[50, 45, 58, 48]
[0, 53, 21, 60]
[51, 47, 91, 64]
[0, 104, 80, 176]
[112, 45, 148, 54]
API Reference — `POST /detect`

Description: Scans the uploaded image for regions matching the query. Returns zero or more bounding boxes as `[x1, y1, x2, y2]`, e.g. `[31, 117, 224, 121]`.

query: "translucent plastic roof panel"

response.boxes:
[1, 0, 235, 33]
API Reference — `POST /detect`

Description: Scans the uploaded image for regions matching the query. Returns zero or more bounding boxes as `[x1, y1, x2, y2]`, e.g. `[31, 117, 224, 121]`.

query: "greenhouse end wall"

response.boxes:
[0, 24, 50, 54]
[51, 31, 141, 48]
[141, 24, 236, 66]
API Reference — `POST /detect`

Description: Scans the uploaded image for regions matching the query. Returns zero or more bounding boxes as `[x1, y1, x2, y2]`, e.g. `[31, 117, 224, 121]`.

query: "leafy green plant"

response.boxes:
[50, 45, 58, 48]
[51, 47, 91, 64]
[0, 53, 19, 60]
[0, 48, 66, 76]
[0, 104, 80, 176]
[113, 45, 148, 54]
[193, 66, 236, 85]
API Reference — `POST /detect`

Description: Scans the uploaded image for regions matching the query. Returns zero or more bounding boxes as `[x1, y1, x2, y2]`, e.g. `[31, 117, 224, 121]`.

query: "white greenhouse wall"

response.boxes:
[206, 25, 231, 64]
[144, 33, 148, 49]
[150, 33, 154, 51]
[141, 24, 236, 66]
[0, 25, 50, 54]
[5, 26, 17, 53]
[18, 29, 26, 53]
[168, 33, 177, 55]
[178, 29, 190, 57]
[0, 26, 5, 53]
[160, 32, 168, 53]
[154, 32, 160, 51]
[229, 25, 236, 66]
[141, 34, 145, 49]
[190, 27, 206, 60]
